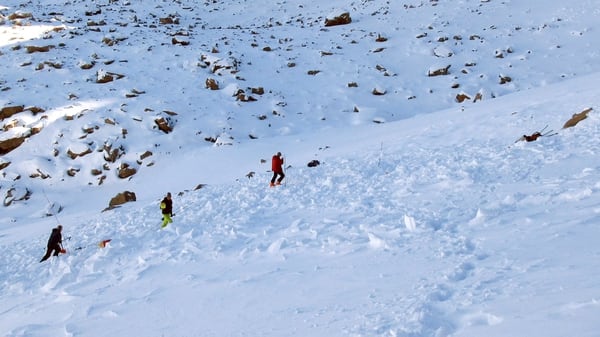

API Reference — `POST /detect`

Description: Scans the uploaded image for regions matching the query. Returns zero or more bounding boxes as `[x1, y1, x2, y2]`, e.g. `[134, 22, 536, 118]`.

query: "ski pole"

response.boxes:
[62, 236, 71, 252]
[283, 155, 287, 186]
[42, 188, 63, 227]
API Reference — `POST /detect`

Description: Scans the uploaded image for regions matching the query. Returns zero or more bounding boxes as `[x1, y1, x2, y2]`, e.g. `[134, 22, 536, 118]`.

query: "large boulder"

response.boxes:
[117, 163, 137, 179]
[0, 105, 24, 120]
[106, 191, 137, 210]
[563, 108, 592, 129]
[0, 136, 27, 155]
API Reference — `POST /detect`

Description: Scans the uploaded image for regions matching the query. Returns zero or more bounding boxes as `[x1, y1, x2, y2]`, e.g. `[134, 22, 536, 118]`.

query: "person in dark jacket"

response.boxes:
[40, 225, 63, 262]
[270, 152, 285, 187]
[160, 192, 173, 228]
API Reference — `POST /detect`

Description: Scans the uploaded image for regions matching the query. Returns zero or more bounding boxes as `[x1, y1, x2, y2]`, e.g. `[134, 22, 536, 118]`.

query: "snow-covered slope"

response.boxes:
[2, 0, 599, 213]
[1, 1, 599, 336]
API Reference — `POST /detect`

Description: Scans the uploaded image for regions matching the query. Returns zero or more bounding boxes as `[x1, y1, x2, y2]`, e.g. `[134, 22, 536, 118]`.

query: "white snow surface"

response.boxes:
[1, 0, 600, 336]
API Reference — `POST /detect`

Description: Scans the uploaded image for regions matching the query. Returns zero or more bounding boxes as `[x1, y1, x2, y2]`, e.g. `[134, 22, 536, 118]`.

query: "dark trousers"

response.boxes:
[40, 244, 61, 262]
[271, 171, 285, 183]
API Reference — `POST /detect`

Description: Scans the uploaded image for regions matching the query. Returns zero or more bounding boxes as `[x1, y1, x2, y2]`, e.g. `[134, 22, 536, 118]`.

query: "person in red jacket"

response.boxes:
[270, 152, 285, 187]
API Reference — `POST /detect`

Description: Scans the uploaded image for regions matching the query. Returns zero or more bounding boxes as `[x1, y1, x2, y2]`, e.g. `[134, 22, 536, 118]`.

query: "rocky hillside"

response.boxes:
[1, 0, 598, 211]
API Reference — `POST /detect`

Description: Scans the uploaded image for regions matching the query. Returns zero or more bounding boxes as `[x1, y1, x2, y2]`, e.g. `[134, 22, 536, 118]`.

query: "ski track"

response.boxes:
[3, 120, 600, 336]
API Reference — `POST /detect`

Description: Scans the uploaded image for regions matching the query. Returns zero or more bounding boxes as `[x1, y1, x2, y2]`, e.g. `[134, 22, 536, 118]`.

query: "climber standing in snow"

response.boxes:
[40, 225, 64, 262]
[270, 152, 285, 187]
[160, 192, 173, 228]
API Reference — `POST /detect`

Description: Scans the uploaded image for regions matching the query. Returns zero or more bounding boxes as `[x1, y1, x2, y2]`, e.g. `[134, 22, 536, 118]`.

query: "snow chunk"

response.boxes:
[367, 232, 387, 249]
[404, 215, 417, 231]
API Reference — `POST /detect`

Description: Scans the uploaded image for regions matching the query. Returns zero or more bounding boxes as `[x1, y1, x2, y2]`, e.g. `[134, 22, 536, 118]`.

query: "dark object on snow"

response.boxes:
[108, 191, 137, 209]
[515, 125, 557, 143]
[325, 12, 352, 27]
[523, 132, 542, 142]
[40, 225, 64, 262]
[307, 160, 320, 167]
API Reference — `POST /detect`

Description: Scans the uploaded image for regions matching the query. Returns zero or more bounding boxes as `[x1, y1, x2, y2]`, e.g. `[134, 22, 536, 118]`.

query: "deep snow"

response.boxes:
[1, 1, 600, 336]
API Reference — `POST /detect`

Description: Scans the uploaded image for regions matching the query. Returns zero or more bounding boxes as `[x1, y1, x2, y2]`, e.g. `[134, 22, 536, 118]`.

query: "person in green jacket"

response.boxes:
[160, 192, 173, 228]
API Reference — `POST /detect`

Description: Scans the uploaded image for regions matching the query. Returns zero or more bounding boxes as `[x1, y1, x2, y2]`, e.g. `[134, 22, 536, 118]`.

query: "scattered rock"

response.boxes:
[35, 61, 62, 70]
[67, 147, 92, 159]
[25, 45, 54, 53]
[27, 106, 45, 114]
[456, 93, 471, 103]
[8, 12, 33, 20]
[171, 37, 190, 46]
[0, 161, 10, 171]
[372, 88, 386, 96]
[199, 54, 239, 75]
[3, 187, 31, 206]
[236, 92, 257, 102]
[155, 117, 173, 133]
[118, 163, 137, 179]
[159, 16, 179, 25]
[140, 151, 153, 160]
[67, 168, 80, 177]
[103, 144, 125, 163]
[3, 119, 19, 131]
[251, 87, 264, 95]
[214, 133, 233, 146]
[97, 72, 114, 83]
[375, 34, 387, 42]
[87, 20, 106, 26]
[307, 160, 320, 167]
[325, 12, 352, 27]
[205, 78, 219, 90]
[499, 75, 512, 84]
[126, 88, 145, 98]
[428, 65, 451, 76]
[96, 70, 125, 84]
[85, 9, 102, 16]
[81, 126, 96, 135]
[29, 168, 50, 179]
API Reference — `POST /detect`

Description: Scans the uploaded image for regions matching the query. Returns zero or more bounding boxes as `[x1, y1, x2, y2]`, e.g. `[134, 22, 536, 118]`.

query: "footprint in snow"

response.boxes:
[445, 261, 475, 282]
